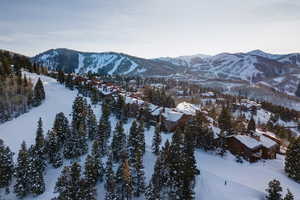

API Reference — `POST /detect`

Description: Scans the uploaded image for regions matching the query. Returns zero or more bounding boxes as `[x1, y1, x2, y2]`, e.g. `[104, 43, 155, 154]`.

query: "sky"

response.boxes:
[1, 0, 300, 58]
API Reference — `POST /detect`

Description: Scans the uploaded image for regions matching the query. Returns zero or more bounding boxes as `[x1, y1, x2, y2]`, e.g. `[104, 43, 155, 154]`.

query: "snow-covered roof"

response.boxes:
[201, 91, 215, 97]
[240, 99, 261, 108]
[162, 108, 184, 122]
[233, 133, 278, 150]
[125, 96, 145, 105]
[176, 102, 200, 116]
[233, 135, 261, 150]
[260, 135, 277, 148]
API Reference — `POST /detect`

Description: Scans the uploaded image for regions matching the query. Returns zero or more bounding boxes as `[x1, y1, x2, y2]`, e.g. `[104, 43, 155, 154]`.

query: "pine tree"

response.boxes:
[247, 116, 256, 133]
[84, 154, 104, 185]
[285, 136, 300, 183]
[128, 120, 138, 161]
[46, 130, 63, 168]
[28, 148, 45, 195]
[105, 154, 115, 192]
[115, 159, 132, 200]
[72, 96, 88, 131]
[145, 151, 166, 200]
[87, 104, 97, 140]
[152, 123, 161, 155]
[137, 120, 145, 154]
[265, 179, 282, 200]
[182, 126, 200, 199]
[98, 102, 111, 139]
[218, 106, 232, 135]
[111, 121, 127, 163]
[132, 150, 145, 197]
[33, 78, 45, 106]
[55, 162, 82, 200]
[0, 139, 14, 188]
[284, 189, 294, 200]
[114, 94, 125, 120]
[78, 178, 97, 200]
[168, 129, 186, 199]
[33, 117, 46, 171]
[53, 112, 70, 147]
[28, 120, 47, 196]
[14, 141, 30, 198]
[63, 125, 88, 159]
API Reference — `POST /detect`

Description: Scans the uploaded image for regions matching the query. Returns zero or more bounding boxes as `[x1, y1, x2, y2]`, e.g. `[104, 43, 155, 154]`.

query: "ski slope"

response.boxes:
[0, 72, 78, 153]
[0, 73, 299, 200]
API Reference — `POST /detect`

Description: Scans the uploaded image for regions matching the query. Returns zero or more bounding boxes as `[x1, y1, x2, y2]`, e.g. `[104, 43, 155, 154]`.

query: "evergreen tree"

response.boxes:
[78, 178, 97, 200]
[14, 141, 30, 198]
[111, 121, 127, 163]
[72, 96, 87, 131]
[283, 189, 294, 200]
[168, 129, 187, 199]
[63, 124, 88, 159]
[115, 159, 132, 200]
[105, 154, 115, 192]
[128, 120, 139, 161]
[285, 136, 300, 183]
[87, 104, 97, 140]
[98, 102, 111, 139]
[247, 116, 256, 133]
[33, 78, 45, 106]
[33, 117, 46, 171]
[152, 123, 161, 155]
[132, 150, 145, 197]
[218, 106, 232, 135]
[84, 154, 104, 185]
[46, 130, 63, 168]
[182, 126, 200, 199]
[0, 139, 14, 188]
[55, 162, 82, 200]
[137, 120, 146, 154]
[265, 179, 282, 200]
[53, 112, 70, 147]
[28, 119, 47, 196]
[28, 149, 46, 195]
[114, 94, 125, 120]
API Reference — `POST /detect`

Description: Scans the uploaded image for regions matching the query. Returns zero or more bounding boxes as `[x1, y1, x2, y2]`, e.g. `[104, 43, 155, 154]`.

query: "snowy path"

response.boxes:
[0, 72, 78, 153]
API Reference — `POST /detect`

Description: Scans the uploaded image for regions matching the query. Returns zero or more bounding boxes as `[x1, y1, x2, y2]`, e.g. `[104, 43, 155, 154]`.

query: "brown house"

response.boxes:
[226, 134, 280, 163]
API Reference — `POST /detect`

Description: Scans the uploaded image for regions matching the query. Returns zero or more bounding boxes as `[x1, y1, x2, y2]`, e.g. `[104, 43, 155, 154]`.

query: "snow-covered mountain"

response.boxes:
[155, 53, 211, 68]
[32, 48, 183, 76]
[33, 48, 300, 82]
[157, 51, 300, 82]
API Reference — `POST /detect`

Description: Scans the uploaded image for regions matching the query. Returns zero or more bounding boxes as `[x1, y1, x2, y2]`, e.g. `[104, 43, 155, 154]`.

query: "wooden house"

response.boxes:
[226, 133, 280, 162]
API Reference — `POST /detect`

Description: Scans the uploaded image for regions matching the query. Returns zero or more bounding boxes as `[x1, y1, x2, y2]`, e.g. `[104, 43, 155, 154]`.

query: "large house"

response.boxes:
[226, 132, 280, 162]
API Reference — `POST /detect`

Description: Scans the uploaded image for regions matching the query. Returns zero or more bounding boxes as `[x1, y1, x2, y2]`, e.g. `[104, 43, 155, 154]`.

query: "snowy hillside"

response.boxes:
[0, 72, 299, 200]
[32, 48, 182, 76]
[158, 52, 295, 82]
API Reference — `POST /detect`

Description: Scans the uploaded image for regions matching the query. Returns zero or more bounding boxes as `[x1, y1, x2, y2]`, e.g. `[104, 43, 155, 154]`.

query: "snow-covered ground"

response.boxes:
[0, 72, 78, 153]
[0, 73, 299, 200]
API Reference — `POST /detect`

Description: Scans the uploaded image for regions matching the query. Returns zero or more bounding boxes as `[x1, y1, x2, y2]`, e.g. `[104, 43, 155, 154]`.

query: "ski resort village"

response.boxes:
[0, 50, 300, 200]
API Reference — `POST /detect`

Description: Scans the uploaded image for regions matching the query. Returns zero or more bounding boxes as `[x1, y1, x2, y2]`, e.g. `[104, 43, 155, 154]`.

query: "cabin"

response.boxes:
[226, 133, 280, 162]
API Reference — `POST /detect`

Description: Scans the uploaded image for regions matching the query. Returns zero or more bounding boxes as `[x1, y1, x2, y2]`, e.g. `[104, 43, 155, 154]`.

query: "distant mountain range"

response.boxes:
[32, 48, 183, 76]
[32, 48, 300, 81]
[27, 48, 300, 98]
